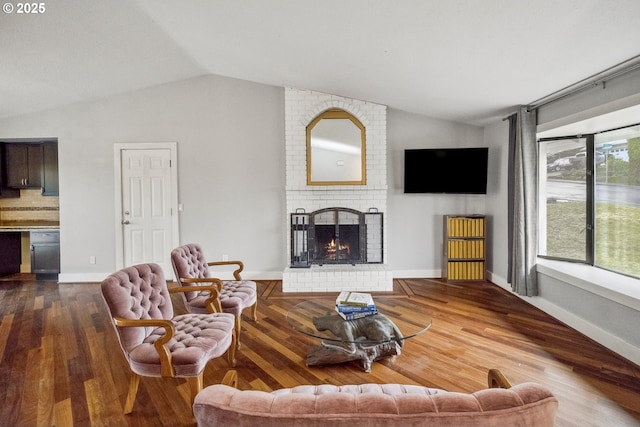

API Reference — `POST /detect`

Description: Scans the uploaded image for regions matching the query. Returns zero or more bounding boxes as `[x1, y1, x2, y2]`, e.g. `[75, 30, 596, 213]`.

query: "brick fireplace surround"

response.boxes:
[283, 88, 391, 292]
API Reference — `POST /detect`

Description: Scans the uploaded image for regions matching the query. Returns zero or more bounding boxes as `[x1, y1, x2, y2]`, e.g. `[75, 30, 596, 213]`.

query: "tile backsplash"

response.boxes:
[0, 189, 60, 221]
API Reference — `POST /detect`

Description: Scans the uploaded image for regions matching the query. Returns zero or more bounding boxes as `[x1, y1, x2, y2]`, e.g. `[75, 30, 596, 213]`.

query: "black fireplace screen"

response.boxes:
[290, 207, 383, 267]
[313, 224, 360, 262]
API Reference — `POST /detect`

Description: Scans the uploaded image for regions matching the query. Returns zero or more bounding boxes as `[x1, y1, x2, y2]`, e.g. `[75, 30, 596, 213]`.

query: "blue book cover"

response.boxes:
[335, 303, 377, 313]
[336, 309, 379, 321]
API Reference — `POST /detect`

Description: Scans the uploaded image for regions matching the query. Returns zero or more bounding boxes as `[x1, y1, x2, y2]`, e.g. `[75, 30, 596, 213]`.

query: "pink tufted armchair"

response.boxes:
[101, 263, 237, 414]
[193, 369, 558, 427]
[171, 243, 258, 349]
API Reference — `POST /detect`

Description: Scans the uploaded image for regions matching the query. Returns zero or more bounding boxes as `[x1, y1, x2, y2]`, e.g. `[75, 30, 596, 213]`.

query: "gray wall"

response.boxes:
[386, 109, 486, 275]
[0, 74, 489, 280]
[0, 74, 286, 279]
[483, 119, 510, 282]
[481, 70, 640, 365]
[1, 72, 637, 364]
[539, 271, 639, 348]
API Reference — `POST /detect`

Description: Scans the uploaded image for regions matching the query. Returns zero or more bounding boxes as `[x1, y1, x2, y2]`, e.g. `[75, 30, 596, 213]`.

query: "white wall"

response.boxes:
[535, 68, 640, 365]
[1, 70, 638, 364]
[0, 75, 491, 282]
[483, 119, 510, 283]
[0, 74, 286, 281]
[481, 98, 640, 366]
[386, 109, 486, 277]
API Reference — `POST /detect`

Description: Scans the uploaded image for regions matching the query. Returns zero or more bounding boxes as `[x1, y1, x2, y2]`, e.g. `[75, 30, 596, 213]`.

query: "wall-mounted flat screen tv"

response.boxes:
[404, 147, 488, 194]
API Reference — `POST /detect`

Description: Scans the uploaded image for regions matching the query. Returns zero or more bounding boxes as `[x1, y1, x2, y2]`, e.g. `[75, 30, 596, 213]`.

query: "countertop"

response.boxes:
[0, 220, 60, 231]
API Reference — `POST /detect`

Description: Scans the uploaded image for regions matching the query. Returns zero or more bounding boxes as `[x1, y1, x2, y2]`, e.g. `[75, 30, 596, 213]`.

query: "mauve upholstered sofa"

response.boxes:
[193, 370, 558, 427]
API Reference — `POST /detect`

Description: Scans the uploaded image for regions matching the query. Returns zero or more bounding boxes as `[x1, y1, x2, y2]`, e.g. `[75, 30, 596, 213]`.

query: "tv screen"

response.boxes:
[404, 147, 488, 194]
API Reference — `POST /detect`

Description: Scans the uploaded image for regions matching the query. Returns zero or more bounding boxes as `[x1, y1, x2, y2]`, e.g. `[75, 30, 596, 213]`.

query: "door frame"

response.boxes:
[113, 142, 179, 275]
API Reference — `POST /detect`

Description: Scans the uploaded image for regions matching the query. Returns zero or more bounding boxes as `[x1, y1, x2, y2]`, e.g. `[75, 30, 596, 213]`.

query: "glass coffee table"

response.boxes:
[286, 299, 432, 372]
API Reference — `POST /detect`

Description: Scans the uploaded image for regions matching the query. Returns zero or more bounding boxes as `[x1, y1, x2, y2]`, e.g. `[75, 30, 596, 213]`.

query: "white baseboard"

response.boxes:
[392, 269, 441, 278]
[58, 272, 112, 283]
[487, 269, 640, 367]
[238, 270, 284, 280]
[59, 269, 442, 283]
[58, 270, 285, 283]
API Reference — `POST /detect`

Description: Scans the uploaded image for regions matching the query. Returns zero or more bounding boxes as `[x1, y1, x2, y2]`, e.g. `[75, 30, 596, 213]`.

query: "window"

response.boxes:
[539, 124, 640, 278]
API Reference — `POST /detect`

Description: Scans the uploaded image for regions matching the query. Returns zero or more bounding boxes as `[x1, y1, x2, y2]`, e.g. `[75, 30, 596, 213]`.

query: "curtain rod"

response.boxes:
[527, 54, 640, 111]
[503, 54, 640, 121]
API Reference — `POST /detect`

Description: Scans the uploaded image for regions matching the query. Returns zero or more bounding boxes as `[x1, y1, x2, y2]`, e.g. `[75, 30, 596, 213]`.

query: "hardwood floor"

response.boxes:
[1, 275, 639, 426]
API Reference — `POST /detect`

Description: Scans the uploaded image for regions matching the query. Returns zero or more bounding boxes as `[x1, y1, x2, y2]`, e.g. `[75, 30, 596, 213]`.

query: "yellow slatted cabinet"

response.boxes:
[442, 215, 486, 281]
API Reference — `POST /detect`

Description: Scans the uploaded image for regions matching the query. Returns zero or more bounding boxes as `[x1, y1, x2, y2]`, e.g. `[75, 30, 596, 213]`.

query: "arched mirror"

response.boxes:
[307, 109, 366, 185]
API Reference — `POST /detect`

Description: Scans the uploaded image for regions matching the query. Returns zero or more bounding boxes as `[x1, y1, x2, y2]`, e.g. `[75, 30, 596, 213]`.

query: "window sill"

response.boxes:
[536, 258, 640, 311]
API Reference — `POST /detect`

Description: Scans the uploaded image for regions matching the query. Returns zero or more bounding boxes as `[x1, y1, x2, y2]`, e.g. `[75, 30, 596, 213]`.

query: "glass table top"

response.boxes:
[286, 298, 432, 345]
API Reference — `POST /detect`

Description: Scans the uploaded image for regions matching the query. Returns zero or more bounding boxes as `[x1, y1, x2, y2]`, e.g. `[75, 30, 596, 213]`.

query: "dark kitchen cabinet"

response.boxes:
[0, 144, 20, 198]
[0, 232, 21, 276]
[41, 141, 59, 196]
[30, 230, 60, 279]
[5, 143, 43, 188]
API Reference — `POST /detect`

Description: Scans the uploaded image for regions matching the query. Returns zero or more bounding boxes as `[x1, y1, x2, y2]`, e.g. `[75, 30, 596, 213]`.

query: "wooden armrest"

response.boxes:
[169, 284, 222, 313]
[221, 370, 238, 388]
[177, 277, 223, 290]
[114, 317, 176, 377]
[487, 368, 512, 389]
[207, 260, 244, 280]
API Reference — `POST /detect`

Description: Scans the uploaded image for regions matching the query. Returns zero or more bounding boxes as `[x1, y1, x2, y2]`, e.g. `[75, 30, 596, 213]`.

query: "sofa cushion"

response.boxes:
[193, 382, 558, 427]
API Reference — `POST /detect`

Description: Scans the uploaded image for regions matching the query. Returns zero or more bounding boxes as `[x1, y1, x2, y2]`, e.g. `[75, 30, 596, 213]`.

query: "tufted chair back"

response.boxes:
[171, 243, 212, 302]
[171, 243, 258, 350]
[101, 263, 174, 353]
[100, 262, 237, 415]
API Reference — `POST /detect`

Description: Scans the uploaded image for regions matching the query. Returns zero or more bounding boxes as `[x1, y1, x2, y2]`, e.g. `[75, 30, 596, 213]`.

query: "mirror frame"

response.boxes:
[306, 109, 366, 186]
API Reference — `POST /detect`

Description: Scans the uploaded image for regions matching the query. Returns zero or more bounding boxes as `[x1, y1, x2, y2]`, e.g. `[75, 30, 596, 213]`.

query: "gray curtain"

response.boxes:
[507, 107, 538, 296]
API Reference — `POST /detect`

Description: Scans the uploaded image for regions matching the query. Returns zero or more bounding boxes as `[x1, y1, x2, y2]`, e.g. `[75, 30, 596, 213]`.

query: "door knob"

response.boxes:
[122, 220, 130, 225]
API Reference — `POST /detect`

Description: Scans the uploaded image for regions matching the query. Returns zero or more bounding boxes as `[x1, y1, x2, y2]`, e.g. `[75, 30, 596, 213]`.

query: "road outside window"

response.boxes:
[539, 124, 640, 279]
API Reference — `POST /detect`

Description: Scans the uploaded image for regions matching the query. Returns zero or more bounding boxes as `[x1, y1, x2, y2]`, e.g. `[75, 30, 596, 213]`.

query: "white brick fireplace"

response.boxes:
[283, 88, 392, 292]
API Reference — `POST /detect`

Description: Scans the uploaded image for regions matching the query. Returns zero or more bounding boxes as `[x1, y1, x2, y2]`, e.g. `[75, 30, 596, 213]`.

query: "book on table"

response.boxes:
[336, 303, 377, 313]
[336, 291, 375, 307]
[336, 306, 378, 320]
[335, 291, 377, 320]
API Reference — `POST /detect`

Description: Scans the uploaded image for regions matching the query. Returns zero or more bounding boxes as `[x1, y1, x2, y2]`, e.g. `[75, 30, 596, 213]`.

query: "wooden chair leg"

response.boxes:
[123, 372, 140, 414]
[222, 370, 238, 388]
[235, 315, 242, 350]
[250, 301, 258, 322]
[188, 374, 204, 406]
[228, 330, 237, 367]
[488, 369, 512, 389]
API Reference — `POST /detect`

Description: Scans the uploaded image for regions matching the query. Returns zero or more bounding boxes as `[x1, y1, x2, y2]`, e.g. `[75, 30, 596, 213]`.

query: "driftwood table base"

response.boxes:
[287, 301, 431, 373]
[305, 313, 406, 372]
[307, 340, 402, 372]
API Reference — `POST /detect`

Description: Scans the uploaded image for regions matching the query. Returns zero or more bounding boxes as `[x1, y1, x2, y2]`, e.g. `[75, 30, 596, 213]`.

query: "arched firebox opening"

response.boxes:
[291, 207, 383, 268]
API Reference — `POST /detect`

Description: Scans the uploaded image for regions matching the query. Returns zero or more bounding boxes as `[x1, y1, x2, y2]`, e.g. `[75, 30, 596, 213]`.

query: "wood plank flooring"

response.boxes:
[1, 275, 639, 426]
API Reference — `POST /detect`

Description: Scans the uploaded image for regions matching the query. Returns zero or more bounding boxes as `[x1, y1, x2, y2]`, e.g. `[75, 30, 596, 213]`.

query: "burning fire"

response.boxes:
[325, 239, 350, 258]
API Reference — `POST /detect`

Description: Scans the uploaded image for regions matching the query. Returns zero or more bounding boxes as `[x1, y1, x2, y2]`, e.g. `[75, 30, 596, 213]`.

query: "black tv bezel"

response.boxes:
[403, 147, 489, 194]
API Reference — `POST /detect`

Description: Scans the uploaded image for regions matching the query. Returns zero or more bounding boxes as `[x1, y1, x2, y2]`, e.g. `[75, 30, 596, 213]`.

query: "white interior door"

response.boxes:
[115, 143, 178, 277]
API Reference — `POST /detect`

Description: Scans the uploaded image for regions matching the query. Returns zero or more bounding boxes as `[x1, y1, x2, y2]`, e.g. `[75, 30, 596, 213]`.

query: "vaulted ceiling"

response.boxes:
[2, 0, 639, 126]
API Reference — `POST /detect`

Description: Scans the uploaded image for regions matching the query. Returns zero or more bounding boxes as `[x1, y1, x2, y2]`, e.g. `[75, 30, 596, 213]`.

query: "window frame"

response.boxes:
[538, 123, 640, 279]
[538, 134, 594, 264]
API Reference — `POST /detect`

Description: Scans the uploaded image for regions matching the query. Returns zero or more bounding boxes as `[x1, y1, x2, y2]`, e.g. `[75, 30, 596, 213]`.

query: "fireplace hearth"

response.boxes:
[290, 207, 383, 267]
